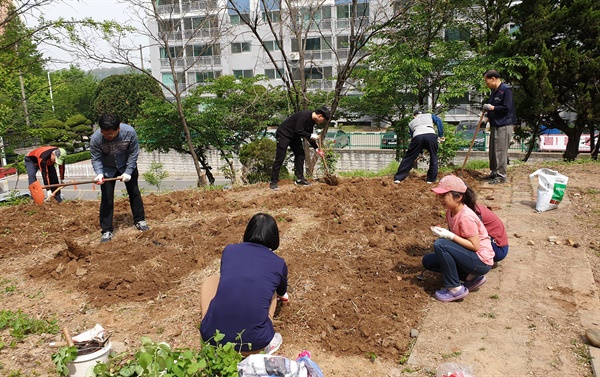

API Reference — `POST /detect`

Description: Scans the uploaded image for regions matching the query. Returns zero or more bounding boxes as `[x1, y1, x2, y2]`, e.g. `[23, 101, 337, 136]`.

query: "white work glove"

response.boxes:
[438, 137, 445, 144]
[431, 226, 456, 240]
[482, 116, 489, 124]
[277, 292, 289, 303]
[46, 190, 53, 199]
[121, 173, 131, 182]
[310, 133, 319, 140]
[94, 174, 105, 185]
[483, 104, 494, 111]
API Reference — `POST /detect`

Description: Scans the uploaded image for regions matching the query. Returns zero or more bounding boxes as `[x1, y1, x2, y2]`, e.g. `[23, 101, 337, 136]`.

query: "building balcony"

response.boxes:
[336, 18, 370, 30]
[181, 0, 218, 13]
[157, 4, 181, 14]
[185, 55, 221, 66]
[183, 28, 217, 40]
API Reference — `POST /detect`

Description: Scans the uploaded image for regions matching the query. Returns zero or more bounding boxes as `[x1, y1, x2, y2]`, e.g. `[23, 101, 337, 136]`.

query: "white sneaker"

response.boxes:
[394, 180, 401, 184]
[264, 332, 282, 355]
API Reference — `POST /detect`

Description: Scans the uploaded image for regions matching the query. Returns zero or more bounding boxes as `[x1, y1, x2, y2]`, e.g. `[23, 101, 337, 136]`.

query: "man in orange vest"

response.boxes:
[25, 146, 67, 203]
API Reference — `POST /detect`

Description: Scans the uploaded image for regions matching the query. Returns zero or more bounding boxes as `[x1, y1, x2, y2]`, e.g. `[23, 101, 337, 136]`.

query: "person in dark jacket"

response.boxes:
[24, 146, 67, 203]
[200, 213, 288, 355]
[270, 107, 330, 190]
[393, 110, 445, 184]
[90, 113, 149, 243]
[483, 70, 517, 184]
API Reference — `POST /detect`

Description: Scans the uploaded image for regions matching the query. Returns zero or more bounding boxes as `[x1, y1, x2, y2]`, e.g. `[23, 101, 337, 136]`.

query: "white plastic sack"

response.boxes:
[436, 362, 474, 377]
[529, 168, 569, 212]
[238, 354, 308, 377]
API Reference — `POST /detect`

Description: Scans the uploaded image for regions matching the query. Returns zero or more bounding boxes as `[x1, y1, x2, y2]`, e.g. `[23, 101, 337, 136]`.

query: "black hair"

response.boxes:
[483, 69, 501, 79]
[98, 114, 121, 131]
[315, 106, 331, 121]
[413, 109, 423, 116]
[243, 213, 280, 251]
[449, 186, 478, 212]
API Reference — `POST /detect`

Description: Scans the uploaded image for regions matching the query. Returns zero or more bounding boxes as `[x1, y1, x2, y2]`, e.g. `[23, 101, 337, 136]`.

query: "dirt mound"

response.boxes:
[1, 164, 598, 376]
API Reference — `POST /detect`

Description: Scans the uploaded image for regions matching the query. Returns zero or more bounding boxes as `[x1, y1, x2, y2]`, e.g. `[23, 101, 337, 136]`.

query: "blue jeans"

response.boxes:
[492, 238, 509, 262]
[422, 239, 491, 288]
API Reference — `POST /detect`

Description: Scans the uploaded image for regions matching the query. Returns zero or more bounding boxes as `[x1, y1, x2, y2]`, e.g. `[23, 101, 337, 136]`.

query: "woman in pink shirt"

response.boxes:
[422, 175, 495, 302]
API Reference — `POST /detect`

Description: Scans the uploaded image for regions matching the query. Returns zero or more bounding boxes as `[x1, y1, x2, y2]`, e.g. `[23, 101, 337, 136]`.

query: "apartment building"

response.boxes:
[148, 0, 394, 98]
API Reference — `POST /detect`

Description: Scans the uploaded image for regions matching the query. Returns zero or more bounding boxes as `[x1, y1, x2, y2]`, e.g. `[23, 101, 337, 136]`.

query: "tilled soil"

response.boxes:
[0, 163, 598, 376]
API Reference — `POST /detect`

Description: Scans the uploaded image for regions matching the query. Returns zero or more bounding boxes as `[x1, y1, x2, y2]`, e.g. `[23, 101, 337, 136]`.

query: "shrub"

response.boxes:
[239, 138, 290, 184]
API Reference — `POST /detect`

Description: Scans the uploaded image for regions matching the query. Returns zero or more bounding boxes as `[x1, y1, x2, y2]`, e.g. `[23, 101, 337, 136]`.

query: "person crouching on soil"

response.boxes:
[422, 175, 494, 302]
[200, 213, 289, 355]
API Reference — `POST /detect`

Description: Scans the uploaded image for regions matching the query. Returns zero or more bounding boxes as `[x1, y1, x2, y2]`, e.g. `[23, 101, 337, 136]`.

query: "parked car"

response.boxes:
[456, 122, 486, 150]
[380, 131, 397, 149]
[325, 129, 350, 148]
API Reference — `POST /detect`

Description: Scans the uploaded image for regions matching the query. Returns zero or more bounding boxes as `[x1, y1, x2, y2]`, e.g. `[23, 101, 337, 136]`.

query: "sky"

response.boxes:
[24, 0, 150, 71]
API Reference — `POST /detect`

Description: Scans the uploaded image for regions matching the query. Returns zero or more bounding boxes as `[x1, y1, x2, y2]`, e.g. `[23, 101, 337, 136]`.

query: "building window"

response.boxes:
[196, 71, 221, 83]
[231, 42, 251, 54]
[186, 44, 217, 57]
[444, 28, 470, 42]
[292, 66, 332, 80]
[263, 40, 280, 52]
[233, 69, 254, 78]
[336, 2, 369, 19]
[291, 37, 332, 52]
[262, 10, 280, 22]
[265, 68, 282, 79]
[160, 46, 183, 58]
[230, 13, 250, 25]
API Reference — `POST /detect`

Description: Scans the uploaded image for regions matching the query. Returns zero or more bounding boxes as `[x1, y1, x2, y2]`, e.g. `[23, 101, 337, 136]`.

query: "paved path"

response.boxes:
[406, 171, 600, 376]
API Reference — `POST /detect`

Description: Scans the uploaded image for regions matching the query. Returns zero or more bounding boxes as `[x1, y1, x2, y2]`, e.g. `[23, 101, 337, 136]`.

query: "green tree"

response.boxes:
[65, 114, 93, 151]
[93, 73, 165, 124]
[502, 0, 600, 161]
[0, 2, 49, 160]
[44, 66, 98, 122]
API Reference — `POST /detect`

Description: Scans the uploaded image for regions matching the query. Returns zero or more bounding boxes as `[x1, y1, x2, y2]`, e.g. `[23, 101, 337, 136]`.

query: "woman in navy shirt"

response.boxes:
[200, 213, 288, 354]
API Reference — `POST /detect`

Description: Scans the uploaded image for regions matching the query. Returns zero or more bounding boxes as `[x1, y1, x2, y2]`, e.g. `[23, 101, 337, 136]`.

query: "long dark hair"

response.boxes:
[450, 187, 480, 216]
[243, 213, 280, 251]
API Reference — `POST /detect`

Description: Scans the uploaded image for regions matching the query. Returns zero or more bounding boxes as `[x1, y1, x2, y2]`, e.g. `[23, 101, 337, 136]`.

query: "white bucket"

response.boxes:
[67, 341, 111, 377]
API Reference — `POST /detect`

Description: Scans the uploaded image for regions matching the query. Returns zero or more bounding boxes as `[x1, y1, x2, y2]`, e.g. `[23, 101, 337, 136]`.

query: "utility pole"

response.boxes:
[47, 71, 55, 113]
[140, 45, 144, 70]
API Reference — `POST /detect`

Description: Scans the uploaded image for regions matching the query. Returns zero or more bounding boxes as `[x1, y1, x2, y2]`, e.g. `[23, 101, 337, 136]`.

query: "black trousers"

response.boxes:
[270, 135, 305, 183]
[100, 168, 145, 233]
[393, 133, 439, 183]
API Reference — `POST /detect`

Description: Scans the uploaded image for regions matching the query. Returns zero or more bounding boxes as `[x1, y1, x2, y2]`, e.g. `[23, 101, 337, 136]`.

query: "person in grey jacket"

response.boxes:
[394, 110, 445, 184]
[90, 113, 149, 243]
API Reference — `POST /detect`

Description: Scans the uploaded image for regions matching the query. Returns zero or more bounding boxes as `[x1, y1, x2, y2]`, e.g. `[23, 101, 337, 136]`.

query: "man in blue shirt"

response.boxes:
[483, 70, 517, 184]
[393, 110, 445, 184]
[90, 113, 149, 243]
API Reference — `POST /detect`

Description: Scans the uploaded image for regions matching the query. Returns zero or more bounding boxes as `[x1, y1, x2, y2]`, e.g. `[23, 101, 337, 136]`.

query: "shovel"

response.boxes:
[317, 139, 339, 186]
[29, 177, 123, 204]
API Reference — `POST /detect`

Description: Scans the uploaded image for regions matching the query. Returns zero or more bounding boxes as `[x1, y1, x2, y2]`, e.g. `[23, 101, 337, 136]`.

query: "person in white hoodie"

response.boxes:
[393, 110, 445, 184]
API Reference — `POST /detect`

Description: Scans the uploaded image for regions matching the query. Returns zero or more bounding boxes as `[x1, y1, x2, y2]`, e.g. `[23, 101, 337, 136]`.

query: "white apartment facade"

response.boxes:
[148, 0, 394, 99]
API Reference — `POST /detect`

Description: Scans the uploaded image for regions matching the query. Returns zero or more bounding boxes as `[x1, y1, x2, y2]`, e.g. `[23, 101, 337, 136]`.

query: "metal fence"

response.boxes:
[336, 131, 536, 152]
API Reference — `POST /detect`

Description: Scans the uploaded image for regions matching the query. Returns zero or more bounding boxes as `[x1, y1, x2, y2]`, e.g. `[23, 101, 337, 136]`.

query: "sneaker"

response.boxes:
[463, 275, 487, 291]
[394, 180, 401, 184]
[270, 182, 278, 191]
[426, 181, 435, 184]
[484, 172, 498, 180]
[264, 332, 282, 355]
[101, 231, 114, 243]
[435, 286, 469, 302]
[489, 177, 507, 185]
[135, 221, 150, 231]
[294, 178, 311, 186]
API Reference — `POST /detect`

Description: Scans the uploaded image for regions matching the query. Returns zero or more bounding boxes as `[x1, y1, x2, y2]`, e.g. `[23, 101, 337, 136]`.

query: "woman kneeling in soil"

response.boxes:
[200, 213, 288, 354]
[423, 175, 495, 302]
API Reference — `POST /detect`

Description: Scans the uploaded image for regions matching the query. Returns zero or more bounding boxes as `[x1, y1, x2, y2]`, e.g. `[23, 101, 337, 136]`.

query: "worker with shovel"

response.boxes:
[25, 146, 67, 203]
[269, 106, 330, 190]
[90, 114, 149, 243]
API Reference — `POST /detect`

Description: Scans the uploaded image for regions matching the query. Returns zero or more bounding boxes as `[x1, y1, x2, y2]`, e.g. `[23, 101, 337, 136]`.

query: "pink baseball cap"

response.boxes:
[431, 175, 468, 194]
